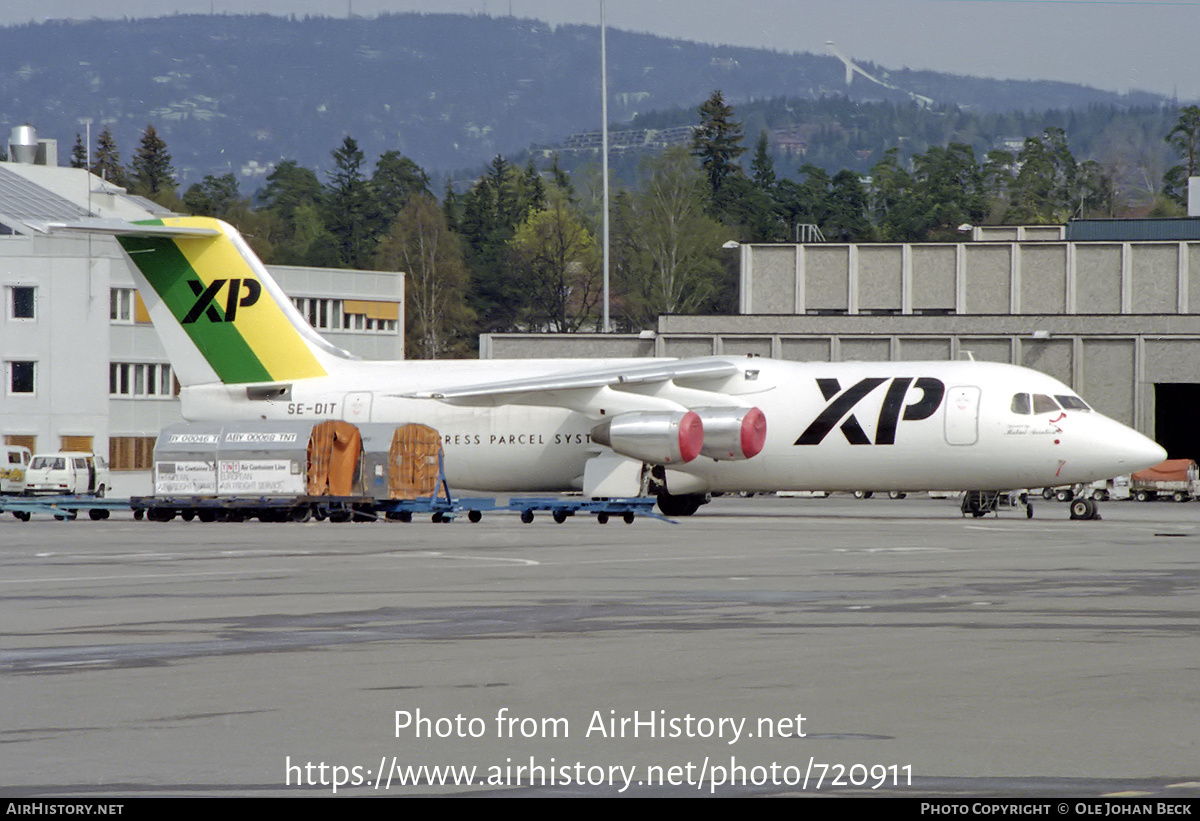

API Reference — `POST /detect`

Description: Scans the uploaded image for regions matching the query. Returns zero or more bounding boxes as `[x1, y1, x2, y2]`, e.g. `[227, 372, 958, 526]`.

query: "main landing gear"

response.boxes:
[655, 492, 708, 517]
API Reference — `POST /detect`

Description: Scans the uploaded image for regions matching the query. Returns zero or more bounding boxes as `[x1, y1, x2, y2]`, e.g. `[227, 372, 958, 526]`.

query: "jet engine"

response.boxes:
[693, 407, 767, 461]
[590, 411, 704, 465]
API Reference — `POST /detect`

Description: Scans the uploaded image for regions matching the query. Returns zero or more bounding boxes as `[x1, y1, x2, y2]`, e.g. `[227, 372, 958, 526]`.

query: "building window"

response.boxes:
[292, 297, 398, 334]
[342, 299, 399, 333]
[4, 434, 36, 452]
[110, 436, 155, 471]
[111, 288, 136, 323]
[8, 286, 35, 320]
[292, 297, 344, 331]
[109, 363, 175, 398]
[60, 435, 94, 453]
[7, 361, 35, 394]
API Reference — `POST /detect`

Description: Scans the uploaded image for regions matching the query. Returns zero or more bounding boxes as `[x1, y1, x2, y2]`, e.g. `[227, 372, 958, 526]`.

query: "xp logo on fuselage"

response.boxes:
[795, 377, 945, 445]
[181, 278, 262, 324]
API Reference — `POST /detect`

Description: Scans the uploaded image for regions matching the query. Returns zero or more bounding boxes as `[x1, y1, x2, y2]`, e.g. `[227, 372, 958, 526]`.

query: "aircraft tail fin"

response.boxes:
[57, 216, 351, 387]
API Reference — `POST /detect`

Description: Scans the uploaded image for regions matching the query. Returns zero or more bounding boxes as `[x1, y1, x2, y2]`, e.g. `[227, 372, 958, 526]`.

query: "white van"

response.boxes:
[24, 452, 110, 497]
[1, 445, 32, 494]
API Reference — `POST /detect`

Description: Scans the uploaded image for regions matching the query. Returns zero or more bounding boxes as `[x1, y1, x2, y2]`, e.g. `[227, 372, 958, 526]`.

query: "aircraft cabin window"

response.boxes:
[1032, 394, 1060, 413]
[1055, 395, 1091, 411]
[1011, 393, 1031, 414]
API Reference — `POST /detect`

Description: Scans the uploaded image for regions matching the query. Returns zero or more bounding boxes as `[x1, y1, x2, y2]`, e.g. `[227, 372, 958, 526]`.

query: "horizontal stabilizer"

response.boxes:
[42, 218, 221, 238]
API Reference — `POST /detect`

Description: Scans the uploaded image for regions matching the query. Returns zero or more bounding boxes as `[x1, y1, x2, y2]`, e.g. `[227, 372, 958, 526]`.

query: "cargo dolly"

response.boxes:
[1, 494, 130, 521]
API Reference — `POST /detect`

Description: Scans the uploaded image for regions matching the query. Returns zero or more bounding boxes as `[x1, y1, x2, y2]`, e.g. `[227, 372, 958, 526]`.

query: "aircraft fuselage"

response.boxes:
[179, 356, 1165, 494]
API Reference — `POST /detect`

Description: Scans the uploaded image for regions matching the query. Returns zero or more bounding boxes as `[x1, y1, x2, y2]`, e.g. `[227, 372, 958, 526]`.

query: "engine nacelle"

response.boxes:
[693, 406, 767, 460]
[590, 411, 703, 465]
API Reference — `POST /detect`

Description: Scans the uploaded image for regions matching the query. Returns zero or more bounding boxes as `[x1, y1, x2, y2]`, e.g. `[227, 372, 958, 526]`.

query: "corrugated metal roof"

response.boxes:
[0, 163, 91, 234]
[1066, 218, 1200, 242]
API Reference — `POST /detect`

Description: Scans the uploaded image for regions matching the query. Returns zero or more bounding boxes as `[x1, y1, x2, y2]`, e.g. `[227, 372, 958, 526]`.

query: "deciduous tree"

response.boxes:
[375, 195, 474, 358]
[508, 188, 600, 333]
[622, 147, 728, 325]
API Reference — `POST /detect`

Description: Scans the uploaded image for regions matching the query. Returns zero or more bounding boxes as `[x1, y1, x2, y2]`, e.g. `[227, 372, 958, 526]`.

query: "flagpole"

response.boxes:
[601, 0, 611, 333]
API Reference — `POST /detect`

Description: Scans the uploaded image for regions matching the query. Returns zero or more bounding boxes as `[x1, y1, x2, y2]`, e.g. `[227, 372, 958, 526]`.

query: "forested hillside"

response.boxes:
[0, 12, 1167, 183]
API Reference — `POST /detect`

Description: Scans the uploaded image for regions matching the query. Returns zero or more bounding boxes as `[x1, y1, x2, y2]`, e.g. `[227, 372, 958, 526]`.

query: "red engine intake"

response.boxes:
[693, 407, 767, 461]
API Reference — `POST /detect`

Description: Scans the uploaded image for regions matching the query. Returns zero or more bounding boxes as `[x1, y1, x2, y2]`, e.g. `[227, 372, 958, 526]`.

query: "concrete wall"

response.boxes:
[739, 240, 1198, 317]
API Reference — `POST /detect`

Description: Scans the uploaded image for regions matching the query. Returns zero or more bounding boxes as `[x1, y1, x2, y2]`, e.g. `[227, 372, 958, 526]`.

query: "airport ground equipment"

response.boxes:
[119, 420, 671, 524]
[1, 494, 130, 521]
[960, 489, 1038, 519]
[1129, 459, 1199, 502]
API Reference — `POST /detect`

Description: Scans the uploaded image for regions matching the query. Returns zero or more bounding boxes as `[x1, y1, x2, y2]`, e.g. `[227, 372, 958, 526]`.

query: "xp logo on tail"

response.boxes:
[182, 278, 262, 324]
[796, 377, 945, 445]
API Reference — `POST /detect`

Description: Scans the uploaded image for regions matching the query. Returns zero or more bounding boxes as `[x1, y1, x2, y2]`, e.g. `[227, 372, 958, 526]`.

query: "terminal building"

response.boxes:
[484, 219, 1200, 464]
[0, 128, 404, 472]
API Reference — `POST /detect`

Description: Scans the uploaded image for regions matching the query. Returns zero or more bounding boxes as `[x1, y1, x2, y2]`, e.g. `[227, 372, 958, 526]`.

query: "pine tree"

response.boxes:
[750, 131, 776, 191]
[129, 124, 177, 202]
[372, 150, 430, 228]
[1164, 106, 1200, 206]
[691, 90, 745, 197]
[91, 128, 126, 188]
[70, 133, 87, 169]
[324, 136, 376, 268]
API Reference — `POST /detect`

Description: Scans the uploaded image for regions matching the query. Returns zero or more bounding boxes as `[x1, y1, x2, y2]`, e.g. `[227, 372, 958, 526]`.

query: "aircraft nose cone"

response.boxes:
[1111, 427, 1167, 472]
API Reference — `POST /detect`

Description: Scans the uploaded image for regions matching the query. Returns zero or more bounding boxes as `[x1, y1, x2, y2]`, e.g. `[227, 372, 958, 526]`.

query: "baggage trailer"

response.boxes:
[127, 420, 672, 525]
[1130, 459, 1200, 502]
[1, 494, 130, 521]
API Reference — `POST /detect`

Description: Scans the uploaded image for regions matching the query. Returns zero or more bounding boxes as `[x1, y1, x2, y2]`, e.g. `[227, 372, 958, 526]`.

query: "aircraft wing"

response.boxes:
[402, 357, 742, 403]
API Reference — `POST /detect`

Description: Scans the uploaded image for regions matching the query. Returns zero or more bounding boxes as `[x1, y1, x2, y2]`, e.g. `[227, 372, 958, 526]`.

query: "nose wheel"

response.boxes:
[1069, 497, 1101, 520]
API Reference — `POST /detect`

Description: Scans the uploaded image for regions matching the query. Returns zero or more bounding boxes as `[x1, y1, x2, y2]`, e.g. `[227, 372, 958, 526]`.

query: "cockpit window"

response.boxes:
[1011, 393, 1031, 414]
[1032, 394, 1060, 413]
[1055, 395, 1091, 411]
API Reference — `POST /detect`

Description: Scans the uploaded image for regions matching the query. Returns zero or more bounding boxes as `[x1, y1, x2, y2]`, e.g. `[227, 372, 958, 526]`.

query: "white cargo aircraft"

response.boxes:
[56, 217, 1165, 517]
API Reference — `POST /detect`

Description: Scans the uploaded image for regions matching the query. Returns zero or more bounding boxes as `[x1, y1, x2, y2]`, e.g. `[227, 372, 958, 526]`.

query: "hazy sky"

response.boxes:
[5, 0, 1197, 101]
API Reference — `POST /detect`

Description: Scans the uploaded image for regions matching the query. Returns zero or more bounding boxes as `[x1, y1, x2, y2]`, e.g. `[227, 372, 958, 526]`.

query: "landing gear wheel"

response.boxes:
[1069, 498, 1101, 520]
[1026, 503, 1034, 519]
[888, 491, 907, 500]
[656, 492, 705, 517]
[1056, 489, 1073, 502]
